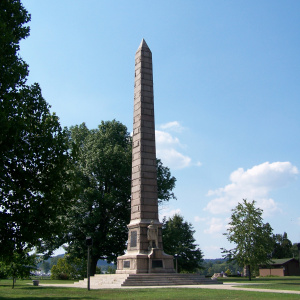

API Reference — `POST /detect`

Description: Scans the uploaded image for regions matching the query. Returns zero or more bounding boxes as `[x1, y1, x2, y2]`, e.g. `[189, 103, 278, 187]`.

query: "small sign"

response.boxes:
[130, 231, 137, 248]
[152, 260, 163, 268]
[123, 261, 130, 268]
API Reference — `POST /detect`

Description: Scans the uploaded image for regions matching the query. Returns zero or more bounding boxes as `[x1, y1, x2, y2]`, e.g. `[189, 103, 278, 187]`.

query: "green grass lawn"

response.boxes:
[1, 278, 300, 300]
[220, 276, 300, 291]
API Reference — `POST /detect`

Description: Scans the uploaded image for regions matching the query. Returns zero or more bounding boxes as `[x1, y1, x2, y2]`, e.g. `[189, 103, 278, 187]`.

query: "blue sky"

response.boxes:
[21, 0, 300, 259]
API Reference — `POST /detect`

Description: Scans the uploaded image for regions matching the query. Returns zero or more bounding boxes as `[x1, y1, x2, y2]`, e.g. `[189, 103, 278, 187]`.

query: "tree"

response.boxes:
[272, 232, 293, 259]
[157, 159, 176, 204]
[39, 260, 51, 274]
[106, 265, 116, 274]
[1, 250, 37, 288]
[0, 0, 72, 261]
[222, 199, 273, 280]
[62, 121, 176, 275]
[199, 259, 242, 276]
[50, 256, 86, 280]
[162, 214, 203, 273]
[0, 0, 30, 93]
[291, 243, 300, 259]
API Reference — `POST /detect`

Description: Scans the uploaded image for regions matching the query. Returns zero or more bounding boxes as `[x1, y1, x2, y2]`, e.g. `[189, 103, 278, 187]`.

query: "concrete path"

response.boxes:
[38, 282, 300, 295]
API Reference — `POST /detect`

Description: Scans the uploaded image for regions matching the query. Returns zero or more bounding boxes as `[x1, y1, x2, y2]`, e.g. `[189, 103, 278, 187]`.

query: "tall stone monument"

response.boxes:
[116, 39, 174, 274]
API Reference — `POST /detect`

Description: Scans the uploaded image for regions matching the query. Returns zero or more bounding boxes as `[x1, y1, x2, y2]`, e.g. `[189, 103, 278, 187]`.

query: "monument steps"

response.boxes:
[121, 273, 222, 286]
[72, 273, 221, 288]
[73, 274, 129, 288]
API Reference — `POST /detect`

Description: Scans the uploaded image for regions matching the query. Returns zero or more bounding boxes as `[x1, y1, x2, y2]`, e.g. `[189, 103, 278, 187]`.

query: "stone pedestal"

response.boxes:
[116, 39, 174, 274]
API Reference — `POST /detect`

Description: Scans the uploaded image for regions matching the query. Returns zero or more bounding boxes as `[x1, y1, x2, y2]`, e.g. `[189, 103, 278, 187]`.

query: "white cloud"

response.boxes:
[194, 216, 206, 222]
[204, 217, 227, 235]
[160, 121, 184, 133]
[156, 130, 179, 146]
[159, 207, 181, 222]
[157, 148, 191, 169]
[196, 161, 202, 167]
[155, 128, 192, 169]
[205, 162, 298, 216]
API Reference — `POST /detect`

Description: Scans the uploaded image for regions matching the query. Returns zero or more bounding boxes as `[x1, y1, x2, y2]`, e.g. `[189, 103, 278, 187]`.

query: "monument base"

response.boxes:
[116, 248, 175, 274]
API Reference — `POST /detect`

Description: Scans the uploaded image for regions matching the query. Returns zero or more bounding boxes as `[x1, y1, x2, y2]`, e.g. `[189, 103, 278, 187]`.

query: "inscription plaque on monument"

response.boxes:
[123, 261, 130, 268]
[152, 260, 163, 268]
[130, 231, 137, 248]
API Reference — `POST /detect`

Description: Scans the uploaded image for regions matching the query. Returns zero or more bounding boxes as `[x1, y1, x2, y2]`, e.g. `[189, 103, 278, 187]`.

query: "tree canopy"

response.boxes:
[222, 199, 273, 280]
[272, 232, 293, 259]
[162, 214, 203, 273]
[0, 0, 72, 261]
[61, 121, 176, 275]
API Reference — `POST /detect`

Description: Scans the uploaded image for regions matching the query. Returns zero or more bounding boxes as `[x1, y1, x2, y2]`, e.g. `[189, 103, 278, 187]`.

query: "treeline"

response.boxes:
[199, 259, 242, 276]
[38, 255, 116, 277]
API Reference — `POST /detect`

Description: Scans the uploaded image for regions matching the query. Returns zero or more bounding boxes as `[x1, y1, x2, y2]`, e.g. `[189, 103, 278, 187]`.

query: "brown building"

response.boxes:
[259, 258, 300, 276]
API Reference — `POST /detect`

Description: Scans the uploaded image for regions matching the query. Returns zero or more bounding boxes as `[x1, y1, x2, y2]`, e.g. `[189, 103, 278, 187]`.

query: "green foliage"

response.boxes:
[0, 250, 37, 288]
[272, 232, 293, 259]
[63, 121, 132, 275]
[0, 0, 30, 93]
[222, 199, 274, 280]
[62, 121, 176, 275]
[199, 259, 242, 276]
[157, 159, 176, 204]
[291, 243, 300, 259]
[106, 265, 116, 274]
[0, 0, 72, 261]
[225, 269, 231, 276]
[0, 261, 8, 279]
[162, 214, 203, 273]
[50, 257, 86, 280]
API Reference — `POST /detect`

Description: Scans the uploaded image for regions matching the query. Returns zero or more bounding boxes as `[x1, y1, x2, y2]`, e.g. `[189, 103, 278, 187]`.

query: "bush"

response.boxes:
[225, 269, 231, 276]
[50, 257, 85, 280]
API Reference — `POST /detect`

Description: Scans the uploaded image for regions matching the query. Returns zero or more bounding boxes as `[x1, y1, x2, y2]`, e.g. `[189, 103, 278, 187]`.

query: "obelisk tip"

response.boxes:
[138, 38, 150, 50]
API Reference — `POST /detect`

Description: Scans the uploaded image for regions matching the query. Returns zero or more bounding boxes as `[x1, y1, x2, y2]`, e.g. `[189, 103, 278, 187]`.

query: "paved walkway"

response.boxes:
[39, 282, 300, 295]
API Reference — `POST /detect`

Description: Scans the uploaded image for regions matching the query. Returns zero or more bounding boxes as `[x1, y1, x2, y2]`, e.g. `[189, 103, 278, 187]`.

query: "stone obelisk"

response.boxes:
[116, 39, 174, 274]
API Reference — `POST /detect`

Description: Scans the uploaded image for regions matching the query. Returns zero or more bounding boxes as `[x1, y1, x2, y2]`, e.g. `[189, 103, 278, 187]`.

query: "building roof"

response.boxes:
[270, 258, 297, 265]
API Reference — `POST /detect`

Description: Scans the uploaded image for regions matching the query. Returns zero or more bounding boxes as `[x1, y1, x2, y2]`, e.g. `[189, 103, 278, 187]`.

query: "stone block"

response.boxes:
[141, 178, 157, 186]
[141, 108, 154, 117]
[141, 171, 156, 179]
[141, 84, 153, 93]
[140, 198, 158, 206]
[141, 145, 156, 154]
[140, 114, 154, 122]
[140, 49, 152, 57]
[141, 205, 158, 213]
[131, 191, 141, 200]
[141, 211, 158, 219]
[140, 165, 156, 173]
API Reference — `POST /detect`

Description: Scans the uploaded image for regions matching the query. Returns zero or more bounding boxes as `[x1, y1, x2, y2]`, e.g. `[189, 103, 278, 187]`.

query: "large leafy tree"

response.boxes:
[0, 0, 72, 260]
[162, 214, 203, 273]
[63, 121, 176, 275]
[272, 232, 293, 259]
[222, 199, 273, 280]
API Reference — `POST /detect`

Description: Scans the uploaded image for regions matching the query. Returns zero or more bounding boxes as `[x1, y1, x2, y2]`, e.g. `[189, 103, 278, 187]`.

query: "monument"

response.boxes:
[116, 39, 175, 274]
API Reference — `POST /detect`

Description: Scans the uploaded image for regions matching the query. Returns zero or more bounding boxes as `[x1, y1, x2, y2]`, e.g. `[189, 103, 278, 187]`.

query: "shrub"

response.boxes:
[50, 257, 85, 280]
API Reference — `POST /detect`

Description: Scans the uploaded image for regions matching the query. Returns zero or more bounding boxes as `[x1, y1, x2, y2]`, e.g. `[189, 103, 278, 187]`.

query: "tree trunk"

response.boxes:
[248, 265, 251, 281]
